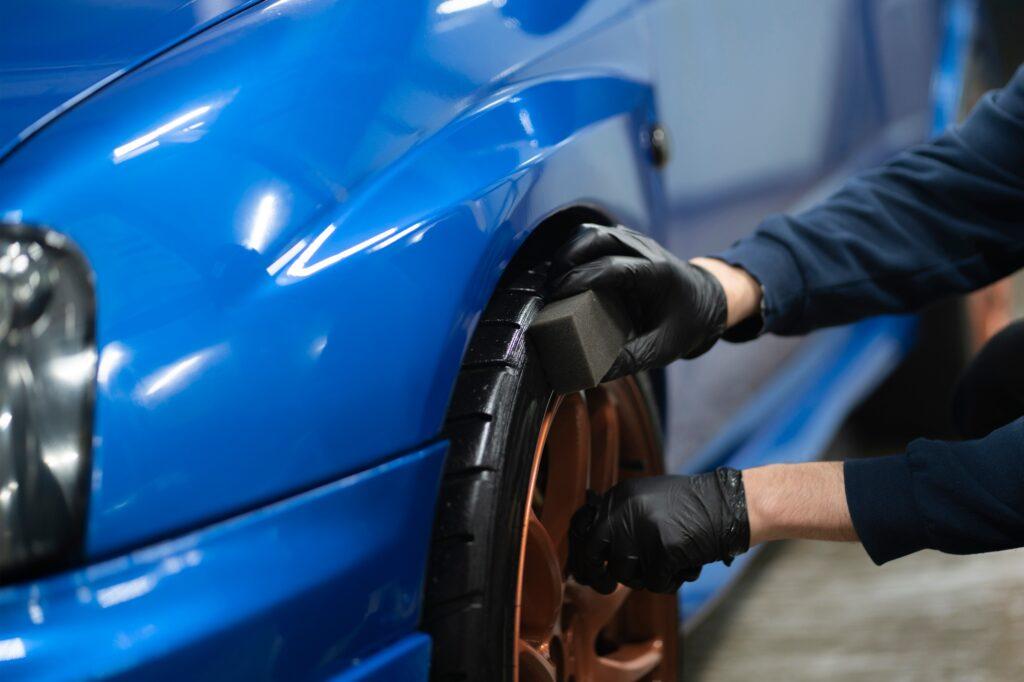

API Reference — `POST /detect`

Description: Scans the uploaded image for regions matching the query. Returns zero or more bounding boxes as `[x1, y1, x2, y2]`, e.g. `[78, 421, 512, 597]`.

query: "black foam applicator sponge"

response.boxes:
[528, 290, 632, 394]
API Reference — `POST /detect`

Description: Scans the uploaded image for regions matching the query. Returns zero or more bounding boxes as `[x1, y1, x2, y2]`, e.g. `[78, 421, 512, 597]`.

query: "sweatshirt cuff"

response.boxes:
[844, 455, 929, 565]
[712, 222, 807, 336]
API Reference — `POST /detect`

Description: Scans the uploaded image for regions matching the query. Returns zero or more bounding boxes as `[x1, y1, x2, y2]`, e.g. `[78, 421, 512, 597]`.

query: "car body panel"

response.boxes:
[0, 442, 444, 680]
[0, 0, 258, 156]
[0, 0, 662, 558]
[326, 633, 431, 682]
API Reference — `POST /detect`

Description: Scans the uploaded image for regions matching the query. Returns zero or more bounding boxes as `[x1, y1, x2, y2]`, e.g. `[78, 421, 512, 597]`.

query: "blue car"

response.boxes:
[0, 0, 988, 679]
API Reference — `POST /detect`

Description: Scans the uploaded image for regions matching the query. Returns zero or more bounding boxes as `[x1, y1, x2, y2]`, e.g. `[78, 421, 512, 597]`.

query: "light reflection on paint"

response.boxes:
[192, 0, 240, 21]
[113, 105, 212, 162]
[310, 335, 328, 358]
[0, 638, 26, 661]
[97, 342, 131, 388]
[244, 193, 279, 253]
[262, 0, 299, 12]
[437, 0, 504, 14]
[269, 221, 428, 280]
[91, 549, 202, 611]
[96, 575, 156, 608]
[518, 109, 535, 135]
[136, 346, 224, 403]
[266, 240, 308, 276]
[368, 221, 424, 253]
[161, 549, 203, 575]
[284, 225, 396, 278]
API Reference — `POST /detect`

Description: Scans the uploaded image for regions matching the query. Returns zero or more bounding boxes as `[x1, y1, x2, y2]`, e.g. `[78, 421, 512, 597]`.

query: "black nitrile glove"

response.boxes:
[568, 469, 750, 594]
[548, 224, 727, 381]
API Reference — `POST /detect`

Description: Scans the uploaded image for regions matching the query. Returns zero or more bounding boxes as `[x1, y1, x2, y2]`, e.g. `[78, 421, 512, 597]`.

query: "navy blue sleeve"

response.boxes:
[716, 65, 1024, 335]
[844, 417, 1024, 565]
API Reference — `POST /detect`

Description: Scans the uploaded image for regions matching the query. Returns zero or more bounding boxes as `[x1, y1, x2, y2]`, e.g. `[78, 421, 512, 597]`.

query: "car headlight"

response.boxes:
[0, 224, 95, 579]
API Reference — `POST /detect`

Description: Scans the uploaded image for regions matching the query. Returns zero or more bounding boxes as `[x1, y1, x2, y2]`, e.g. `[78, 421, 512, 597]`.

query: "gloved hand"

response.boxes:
[568, 469, 750, 594]
[548, 224, 728, 381]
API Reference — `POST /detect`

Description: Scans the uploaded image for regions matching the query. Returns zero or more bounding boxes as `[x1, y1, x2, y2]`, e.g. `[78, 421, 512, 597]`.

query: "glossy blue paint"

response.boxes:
[0, 0, 661, 557]
[0, 442, 444, 680]
[0, 0, 259, 157]
[326, 633, 431, 682]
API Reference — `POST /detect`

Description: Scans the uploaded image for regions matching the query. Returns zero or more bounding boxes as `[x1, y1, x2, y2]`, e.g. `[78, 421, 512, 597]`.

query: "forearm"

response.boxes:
[743, 462, 858, 546]
[711, 67, 1024, 336]
[690, 256, 761, 328]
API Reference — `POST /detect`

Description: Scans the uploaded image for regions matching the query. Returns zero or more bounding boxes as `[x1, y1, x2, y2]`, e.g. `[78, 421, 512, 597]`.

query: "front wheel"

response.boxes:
[423, 265, 678, 682]
[517, 379, 678, 681]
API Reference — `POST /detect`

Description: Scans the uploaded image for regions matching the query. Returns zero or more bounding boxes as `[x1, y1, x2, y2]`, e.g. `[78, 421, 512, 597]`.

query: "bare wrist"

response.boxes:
[741, 462, 858, 547]
[689, 257, 762, 328]
[742, 465, 778, 546]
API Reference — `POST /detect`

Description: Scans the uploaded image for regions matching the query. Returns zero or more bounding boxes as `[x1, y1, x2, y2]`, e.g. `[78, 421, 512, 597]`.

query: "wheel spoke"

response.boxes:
[587, 386, 620, 494]
[594, 639, 664, 682]
[567, 582, 633, 632]
[520, 511, 564, 645]
[519, 640, 558, 682]
[540, 393, 590, 570]
[566, 582, 663, 682]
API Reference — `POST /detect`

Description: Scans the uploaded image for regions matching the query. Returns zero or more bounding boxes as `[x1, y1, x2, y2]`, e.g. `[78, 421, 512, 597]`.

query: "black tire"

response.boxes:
[422, 264, 553, 681]
[421, 261, 670, 681]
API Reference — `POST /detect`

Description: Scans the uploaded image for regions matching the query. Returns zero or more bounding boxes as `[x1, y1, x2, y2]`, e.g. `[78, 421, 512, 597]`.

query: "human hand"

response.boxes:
[548, 224, 729, 380]
[568, 470, 750, 594]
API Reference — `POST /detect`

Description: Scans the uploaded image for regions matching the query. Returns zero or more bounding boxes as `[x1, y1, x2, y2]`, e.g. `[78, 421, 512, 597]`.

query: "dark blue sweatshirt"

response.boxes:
[716, 65, 1024, 565]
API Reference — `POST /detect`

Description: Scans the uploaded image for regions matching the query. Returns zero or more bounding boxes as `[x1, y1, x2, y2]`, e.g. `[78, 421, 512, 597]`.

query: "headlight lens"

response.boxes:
[0, 224, 95, 579]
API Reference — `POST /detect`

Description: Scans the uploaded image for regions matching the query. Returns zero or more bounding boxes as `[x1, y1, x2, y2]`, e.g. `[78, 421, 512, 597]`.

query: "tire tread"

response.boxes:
[423, 267, 548, 681]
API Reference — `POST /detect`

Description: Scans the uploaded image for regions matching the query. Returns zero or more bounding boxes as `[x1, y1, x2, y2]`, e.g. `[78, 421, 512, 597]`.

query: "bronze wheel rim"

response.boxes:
[514, 377, 678, 682]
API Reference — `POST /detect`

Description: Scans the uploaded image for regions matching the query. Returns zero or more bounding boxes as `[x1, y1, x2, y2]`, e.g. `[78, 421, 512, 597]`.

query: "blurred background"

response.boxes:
[681, 278, 1024, 681]
[676, 3, 1024, 676]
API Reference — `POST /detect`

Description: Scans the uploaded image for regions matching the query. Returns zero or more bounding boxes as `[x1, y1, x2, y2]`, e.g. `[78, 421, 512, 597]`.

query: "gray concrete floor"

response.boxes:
[682, 541, 1024, 680]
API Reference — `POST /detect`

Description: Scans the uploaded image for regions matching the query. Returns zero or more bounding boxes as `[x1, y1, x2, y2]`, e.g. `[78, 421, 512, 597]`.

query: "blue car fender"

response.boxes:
[0, 0, 664, 561]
